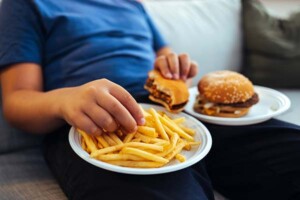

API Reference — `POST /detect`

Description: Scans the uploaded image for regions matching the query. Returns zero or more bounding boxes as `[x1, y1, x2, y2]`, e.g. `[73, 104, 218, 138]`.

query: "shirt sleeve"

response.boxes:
[0, 0, 44, 70]
[143, 8, 168, 52]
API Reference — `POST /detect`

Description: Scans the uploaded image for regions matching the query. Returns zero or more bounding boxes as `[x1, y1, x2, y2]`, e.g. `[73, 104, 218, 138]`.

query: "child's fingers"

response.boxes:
[188, 61, 198, 78]
[178, 53, 190, 80]
[154, 56, 172, 79]
[83, 103, 119, 133]
[70, 113, 103, 136]
[96, 93, 137, 134]
[166, 53, 179, 79]
[109, 84, 145, 126]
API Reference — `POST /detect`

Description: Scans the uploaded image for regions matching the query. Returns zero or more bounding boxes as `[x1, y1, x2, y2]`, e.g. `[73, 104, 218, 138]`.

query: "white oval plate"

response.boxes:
[184, 85, 291, 126]
[69, 103, 212, 175]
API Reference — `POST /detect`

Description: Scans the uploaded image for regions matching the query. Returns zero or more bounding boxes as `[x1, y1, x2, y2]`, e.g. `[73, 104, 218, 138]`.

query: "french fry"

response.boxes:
[156, 134, 178, 157]
[126, 142, 163, 152]
[91, 144, 125, 157]
[165, 140, 186, 160]
[96, 154, 145, 161]
[121, 147, 169, 164]
[137, 126, 158, 138]
[95, 135, 110, 148]
[172, 117, 186, 124]
[156, 143, 173, 157]
[184, 141, 201, 151]
[107, 161, 164, 168]
[77, 129, 98, 152]
[131, 138, 142, 143]
[184, 143, 191, 151]
[179, 125, 196, 136]
[159, 116, 194, 141]
[162, 124, 175, 137]
[103, 134, 117, 146]
[135, 133, 167, 144]
[141, 106, 152, 118]
[97, 142, 104, 149]
[154, 141, 170, 146]
[145, 119, 155, 128]
[116, 130, 123, 138]
[81, 137, 88, 153]
[149, 108, 169, 140]
[170, 133, 179, 147]
[188, 141, 202, 146]
[91, 136, 99, 148]
[123, 132, 136, 143]
[175, 154, 186, 162]
[135, 133, 151, 143]
[109, 133, 123, 145]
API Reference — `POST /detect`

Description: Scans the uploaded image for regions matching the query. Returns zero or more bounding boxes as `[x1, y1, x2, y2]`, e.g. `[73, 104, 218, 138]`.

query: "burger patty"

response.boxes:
[145, 78, 172, 104]
[145, 78, 188, 109]
[197, 93, 259, 108]
[221, 93, 259, 108]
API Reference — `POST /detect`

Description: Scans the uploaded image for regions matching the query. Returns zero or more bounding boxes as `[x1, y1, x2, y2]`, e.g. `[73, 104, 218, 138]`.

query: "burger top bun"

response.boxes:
[198, 70, 255, 104]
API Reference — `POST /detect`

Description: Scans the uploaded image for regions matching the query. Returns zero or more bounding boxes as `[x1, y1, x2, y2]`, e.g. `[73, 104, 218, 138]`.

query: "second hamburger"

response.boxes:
[193, 70, 259, 118]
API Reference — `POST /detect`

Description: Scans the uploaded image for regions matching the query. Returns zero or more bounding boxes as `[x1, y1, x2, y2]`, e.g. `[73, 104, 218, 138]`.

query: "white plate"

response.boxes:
[69, 103, 212, 175]
[184, 85, 291, 126]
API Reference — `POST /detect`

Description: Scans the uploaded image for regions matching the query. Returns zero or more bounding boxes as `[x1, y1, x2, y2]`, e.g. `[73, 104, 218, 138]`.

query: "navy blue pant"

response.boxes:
[205, 119, 300, 200]
[43, 96, 300, 200]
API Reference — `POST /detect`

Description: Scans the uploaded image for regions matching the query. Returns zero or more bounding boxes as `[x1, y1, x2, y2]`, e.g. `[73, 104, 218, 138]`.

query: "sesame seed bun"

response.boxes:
[198, 70, 255, 104]
[194, 70, 259, 118]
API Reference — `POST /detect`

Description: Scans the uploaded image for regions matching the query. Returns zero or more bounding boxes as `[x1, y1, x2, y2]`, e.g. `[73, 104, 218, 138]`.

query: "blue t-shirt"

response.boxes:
[0, 0, 166, 95]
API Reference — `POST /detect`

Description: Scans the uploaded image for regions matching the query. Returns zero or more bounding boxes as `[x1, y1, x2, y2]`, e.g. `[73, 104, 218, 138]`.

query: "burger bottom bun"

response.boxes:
[193, 102, 250, 118]
[149, 95, 185, 113]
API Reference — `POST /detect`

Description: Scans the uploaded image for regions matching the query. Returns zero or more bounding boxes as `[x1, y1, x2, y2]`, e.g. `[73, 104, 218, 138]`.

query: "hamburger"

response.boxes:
[193, 70, 259, 117]
[144, 70, 189, 113]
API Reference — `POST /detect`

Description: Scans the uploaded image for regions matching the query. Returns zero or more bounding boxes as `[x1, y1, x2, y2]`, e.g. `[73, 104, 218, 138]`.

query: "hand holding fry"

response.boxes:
[58, 79, 145, 135]
[79, 107, 201, 168]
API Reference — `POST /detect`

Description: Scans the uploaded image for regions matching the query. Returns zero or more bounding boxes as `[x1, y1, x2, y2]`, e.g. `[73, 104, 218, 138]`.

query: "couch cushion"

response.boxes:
[242, 0, 300, 88]
[143, 0, 243, 86]
[0, 113, 43, 154]
[0, 147, 66, 200]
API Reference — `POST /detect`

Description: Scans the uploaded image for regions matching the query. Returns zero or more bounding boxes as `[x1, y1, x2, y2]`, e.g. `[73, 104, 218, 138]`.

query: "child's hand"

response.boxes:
[58, 79, 145, 135]
[154, 53, 198, 81]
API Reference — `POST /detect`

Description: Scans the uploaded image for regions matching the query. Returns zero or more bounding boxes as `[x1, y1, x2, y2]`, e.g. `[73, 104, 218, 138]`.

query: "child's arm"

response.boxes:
[1, 63, 145, 135]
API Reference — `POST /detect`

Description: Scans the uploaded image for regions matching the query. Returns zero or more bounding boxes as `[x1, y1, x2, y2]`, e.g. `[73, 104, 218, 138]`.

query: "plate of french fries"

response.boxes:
[69, 103, 212, 175]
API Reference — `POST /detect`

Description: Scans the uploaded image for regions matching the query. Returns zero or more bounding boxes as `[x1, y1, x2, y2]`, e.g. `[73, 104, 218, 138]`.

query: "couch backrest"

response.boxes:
[144, 0, 243, 86]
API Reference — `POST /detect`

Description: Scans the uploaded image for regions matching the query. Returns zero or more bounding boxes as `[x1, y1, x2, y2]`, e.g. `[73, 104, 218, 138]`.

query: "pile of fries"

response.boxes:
[78, 107, 201, 168]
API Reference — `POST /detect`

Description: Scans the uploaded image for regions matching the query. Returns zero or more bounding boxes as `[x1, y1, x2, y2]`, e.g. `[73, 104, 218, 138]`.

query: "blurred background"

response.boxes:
[260, 0, 300, 18]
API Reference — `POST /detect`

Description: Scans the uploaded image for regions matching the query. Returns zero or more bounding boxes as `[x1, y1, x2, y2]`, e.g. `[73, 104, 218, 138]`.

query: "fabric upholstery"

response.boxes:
[242, 0, 300, 88]
[143, 0, 243, 86]
[0, 148, 66, 200]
